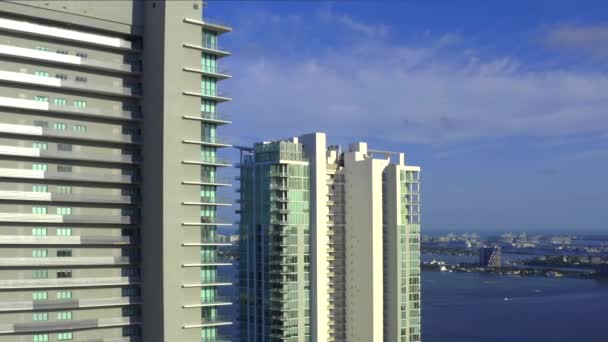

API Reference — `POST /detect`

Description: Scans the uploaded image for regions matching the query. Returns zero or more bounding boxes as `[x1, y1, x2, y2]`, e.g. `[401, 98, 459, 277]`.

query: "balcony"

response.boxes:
[0, 145, 139, 165]
[0, 190, 134, 204]
[183, 217, 233, 227]
[0, 256, 133, 267]
[183, 316, 232, 329]
[0, 213, 136, 225]
[0, 96, 140, 122]
[0, 276, 139, 290]
[188, 196, 232, 206]
[0, 70, 139, 98]
[183, 66, 231, 80]
[0, 296, 140, 313]
[0, 316, 138, 334]
[183, 17, 232, 34]
[0, 123, 140, 145]
[198, 136, 232, 148]
[196, 177, 232, 186]
[183, 90, 232, 103]
[184, 256, 232, 267]
[0, 167, 137, 184]
[0, 44, 139, 75]
[0, 235, 133, 246]
[198, 111, 232, 125]
[269, 184, 288, 191]
[0, 17, 135, 50]
[186, 157, 231, 167]
[184, 296, 232, 308]
[183, 43, 231, 58]
[182, 276, 233, 288]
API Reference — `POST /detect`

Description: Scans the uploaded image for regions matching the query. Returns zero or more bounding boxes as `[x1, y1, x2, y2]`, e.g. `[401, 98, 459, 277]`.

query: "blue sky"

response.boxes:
[206, 1, 608, 233]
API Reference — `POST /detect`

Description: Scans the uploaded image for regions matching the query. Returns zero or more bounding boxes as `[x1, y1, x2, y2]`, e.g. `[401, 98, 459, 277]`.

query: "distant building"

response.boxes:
[480, 246, 501, 267]
[228, 234, 239, 243]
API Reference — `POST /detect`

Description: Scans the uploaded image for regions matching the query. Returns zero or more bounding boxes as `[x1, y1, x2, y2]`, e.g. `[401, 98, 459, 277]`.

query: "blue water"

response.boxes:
[424, 271, 608, 342]
[220, 265, 608, 341]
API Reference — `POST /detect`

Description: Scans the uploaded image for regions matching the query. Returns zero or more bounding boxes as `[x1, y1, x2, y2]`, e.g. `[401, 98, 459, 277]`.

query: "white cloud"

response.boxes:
[545, 24, 608, 59]
[222, 12, 608, 146]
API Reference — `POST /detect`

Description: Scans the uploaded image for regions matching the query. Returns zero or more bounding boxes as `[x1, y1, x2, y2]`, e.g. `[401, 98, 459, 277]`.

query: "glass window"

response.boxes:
[32, 207, 47, 215]
[35, 96, 48, 102]
[57, 186, 72, 194]
[32, 291, 48, 301]
[32, 163, 48, 171]
[35, 71, 49, 77]
[32, 184, 48, 192]
[53, 123, 66, 131]
[57, 291, 72, 299]
[35, 46, 49, 52]
[56, 207, 72, 216]
[57, 311, 72, 320]
[32, 270, 48, 279]
[32, 142, 48, 150]
[57, 228, 72, 236]
[33, 312, 48, 321]
[53, 98, 67, 106]
[73, 124, 86, 132]
[74, 100, 87, 108]
[57, 332, 73, 341]
[32, 227, 47, 236]
[32, 249, 48, 257]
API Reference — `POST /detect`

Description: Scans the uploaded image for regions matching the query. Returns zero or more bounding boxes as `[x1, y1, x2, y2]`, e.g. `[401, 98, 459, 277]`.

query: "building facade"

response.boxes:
[238, 133, 422, 342]
[479, 246, 501, 268]
[0, 1, 233, 341]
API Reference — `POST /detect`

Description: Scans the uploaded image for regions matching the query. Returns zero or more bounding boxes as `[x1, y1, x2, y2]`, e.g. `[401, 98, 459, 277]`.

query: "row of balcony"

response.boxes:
[182, 277, 233, 288]
[0, 167, 137, 184]
[0, 316, 139, 334]
[0, 17, 136, 52]
[0, 256, 134, 267]
[0, 213, 136, 225]
[0, 43, 139, 75]
[0, 296, 140, 313]
[0, 145, 139, 165]
[0, 96, 140, 122]
[183, 316, 232, 329]
[0, 190, 135, 204]
[0, 276, 138, 290]
[0, 70, 139, 99]
[0, 122, 140, 145]
[0, 235, 134, 246]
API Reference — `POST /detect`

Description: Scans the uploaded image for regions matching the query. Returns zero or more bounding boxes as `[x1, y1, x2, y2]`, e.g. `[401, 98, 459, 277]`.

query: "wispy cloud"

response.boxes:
[318, 4, 389, 38]
[223, 9, 608, 146]
[545, 24, 608, 59]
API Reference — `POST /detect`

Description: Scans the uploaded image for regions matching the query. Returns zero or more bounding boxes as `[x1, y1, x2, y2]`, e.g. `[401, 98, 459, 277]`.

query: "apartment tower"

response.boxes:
[238, 133, 422, 342]
[0, 1, 233, 341]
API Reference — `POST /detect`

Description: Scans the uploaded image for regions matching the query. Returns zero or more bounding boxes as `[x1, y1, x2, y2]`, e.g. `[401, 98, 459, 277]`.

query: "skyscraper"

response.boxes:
[0, 1, 232, 341]
[237, 133, 422, 342]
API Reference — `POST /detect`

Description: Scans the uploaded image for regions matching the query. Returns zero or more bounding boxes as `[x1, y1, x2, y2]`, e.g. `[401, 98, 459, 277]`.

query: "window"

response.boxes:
[32, 142, 48, 150]
[57, 165, 72, 173]
[57, 186, 72, 194]
[32, 185, 48, 193]
[32, 228, 47, 236]
[32, 249, 48, 257]
[33, 120, 48, 128]
[55, 73, 67, 80]
[75, 76, 87, 83]
[32, 207, 47, 215]
[73, 124, 86, 133]
[35, 71, 49, 77]
[56, 311, 72, 320]
[32, 163, 48, 171]
[57, 249, 72, 257]
[33, 312, 48, 321]
[34, 335, 49, 342]
[56, 207, 72, 216]
[56, 49, 69, 55]
[73, 100, 87, 108]
[201, 54, 217, 73]
[53, 98, 67, 106]
[56, 290, 72, 299]
[122, 287, 139, 297]
[203, 31, 218, 49]
[57, 271, 72, 278]
[122, 208, 134, 216]
[35, 96, 48, 103]
[122, 306, 137, 316]
[53, 123, 66, 131]
[56, 228, 72, 236]
[32, 270, 48, 279]
[58, 143, 72, 151]
[57, 332, 73, 341]
[32, 291, 48, 301]
[76, 52, 88, 59]
[35, 46, 49, 52]
[123, 326, 140, 337]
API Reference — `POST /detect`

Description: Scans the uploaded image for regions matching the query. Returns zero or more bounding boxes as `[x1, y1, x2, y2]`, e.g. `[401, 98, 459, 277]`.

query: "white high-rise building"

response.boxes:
[238, 132, 422, 342]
